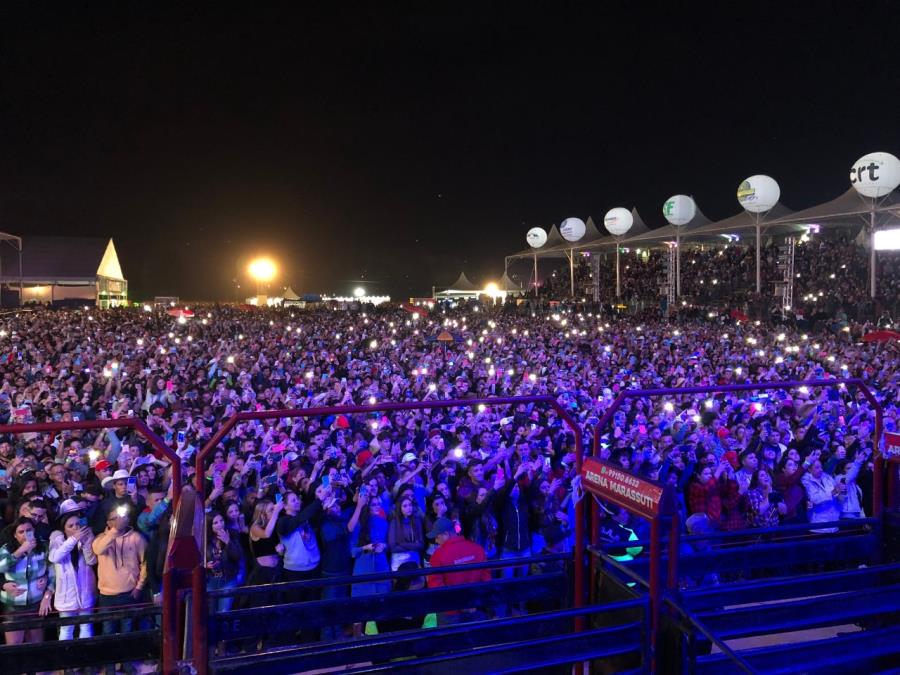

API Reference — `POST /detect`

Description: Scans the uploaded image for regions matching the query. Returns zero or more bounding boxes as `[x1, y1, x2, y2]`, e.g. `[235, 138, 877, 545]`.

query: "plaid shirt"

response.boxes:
[688, 478, 722, 525]
[0, 544, 54, 607]
[688, 476, 744, 530]
[718, 477, 746, 532]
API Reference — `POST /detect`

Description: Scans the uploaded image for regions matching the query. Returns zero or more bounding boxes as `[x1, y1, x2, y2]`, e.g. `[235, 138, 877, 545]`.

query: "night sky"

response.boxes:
[2, 4, 899, 301]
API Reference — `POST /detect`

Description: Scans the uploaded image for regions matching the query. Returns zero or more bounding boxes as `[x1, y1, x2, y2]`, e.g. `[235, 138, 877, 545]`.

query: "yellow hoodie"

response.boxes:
[91, 527, 147, 596]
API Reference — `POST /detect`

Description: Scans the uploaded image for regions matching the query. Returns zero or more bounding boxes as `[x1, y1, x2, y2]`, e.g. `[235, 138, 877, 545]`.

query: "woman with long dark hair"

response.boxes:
[349, 488, 389, 597]
[387, 495, 424, 570]
[205, 510, 244, 613]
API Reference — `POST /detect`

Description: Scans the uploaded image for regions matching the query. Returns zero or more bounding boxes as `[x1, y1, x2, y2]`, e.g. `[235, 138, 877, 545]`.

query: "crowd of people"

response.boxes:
[0, 249, 897, 654]
[540, 235, 899, 322]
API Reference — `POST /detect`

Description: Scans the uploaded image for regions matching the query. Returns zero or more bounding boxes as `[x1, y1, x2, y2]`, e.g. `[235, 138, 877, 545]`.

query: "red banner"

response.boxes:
[581, 456, 665, 519]
[886, 431, 900, 456]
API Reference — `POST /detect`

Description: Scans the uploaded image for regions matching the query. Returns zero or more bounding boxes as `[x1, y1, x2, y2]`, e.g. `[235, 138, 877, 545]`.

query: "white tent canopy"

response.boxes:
[497, 270, 523, 293]
[445, 271, 478, 292]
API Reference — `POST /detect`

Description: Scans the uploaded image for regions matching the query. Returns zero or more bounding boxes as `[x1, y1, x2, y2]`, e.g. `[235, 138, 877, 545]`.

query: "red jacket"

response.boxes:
[427, 536, 490, 588]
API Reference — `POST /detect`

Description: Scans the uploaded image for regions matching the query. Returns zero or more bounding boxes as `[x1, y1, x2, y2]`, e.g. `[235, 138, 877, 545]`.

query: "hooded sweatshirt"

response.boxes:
[91, 526, 147, 596]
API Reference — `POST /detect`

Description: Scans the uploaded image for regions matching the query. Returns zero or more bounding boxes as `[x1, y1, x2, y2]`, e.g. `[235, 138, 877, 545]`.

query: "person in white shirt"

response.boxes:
[801, 459, 841, 533]
[48, 500, 97, 639]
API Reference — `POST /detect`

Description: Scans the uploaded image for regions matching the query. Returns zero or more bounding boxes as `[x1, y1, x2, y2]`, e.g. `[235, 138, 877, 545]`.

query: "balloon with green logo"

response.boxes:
[662, 195, 696, 226]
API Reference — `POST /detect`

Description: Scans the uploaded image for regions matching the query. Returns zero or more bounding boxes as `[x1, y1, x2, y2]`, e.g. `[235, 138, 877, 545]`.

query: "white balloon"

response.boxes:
[662, 195, 697, 226]
[737, 175, 780, 213]
[603, 208, 633, 236]
[526, 227, 548, 248]
[560, 217, 586, 242]
[850, 152, 900, 199]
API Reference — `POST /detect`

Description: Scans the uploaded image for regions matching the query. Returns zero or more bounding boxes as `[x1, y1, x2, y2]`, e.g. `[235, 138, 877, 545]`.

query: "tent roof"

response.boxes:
[583, 216, 604, 242]
[768, 187, 900, 230]
[0, 236, 124, 282]
[682, 201, 795, 238]
[446, 271, 478, 291]
[507, 209, 661, 260]
[282, 286, 301, 300]
[628, 208, 651, 236]
[96, 239, 125, 280]
[545, 224, 566, 248]
[507, 222, 586, 260]
[497, 271, 522, 291]
[618, 202, 717, 247]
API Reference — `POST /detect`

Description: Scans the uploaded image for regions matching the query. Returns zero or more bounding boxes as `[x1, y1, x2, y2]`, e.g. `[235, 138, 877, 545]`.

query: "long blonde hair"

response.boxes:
[251, 499, 273, 528]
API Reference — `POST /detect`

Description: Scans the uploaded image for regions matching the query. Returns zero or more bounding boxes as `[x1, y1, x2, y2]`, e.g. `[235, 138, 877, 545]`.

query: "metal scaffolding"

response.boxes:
[666, 243, 676, 309]
[776, 236, 795, 318]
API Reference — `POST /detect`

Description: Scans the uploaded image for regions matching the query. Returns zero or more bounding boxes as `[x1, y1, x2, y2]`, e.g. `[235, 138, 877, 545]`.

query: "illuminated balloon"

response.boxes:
[850, 151, 900, 199]
[526, 227, 548, 248]
[737, 175, 780, 213]
[603, 208, 633, 236]
[662, 195, 697, 226]
[560, 217, 586, 242]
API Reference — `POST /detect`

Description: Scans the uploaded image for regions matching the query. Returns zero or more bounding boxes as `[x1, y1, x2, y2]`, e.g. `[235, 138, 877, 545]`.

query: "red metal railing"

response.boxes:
[0, 417, 183, 675]
[587, 377, 883, 670]
[190, 395, 586, 675]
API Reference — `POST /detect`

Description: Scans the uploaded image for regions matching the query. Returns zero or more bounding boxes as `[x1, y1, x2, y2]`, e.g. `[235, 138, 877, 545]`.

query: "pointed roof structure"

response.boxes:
[506, 223, 573, 260]
[583, 216, 605, 242]
[0, 236, 125, 283]
[768, 187, 900, 230]
[282, 286, 301, 300]
[685, 201, 795, 239]
[96, 239, 125, 280]
[544, 224, 566, 248]
[447, 272, 478, 292]
[620, 200, 714, 247]
[629, 208, 651, 236]
[497, 270, 522, 292]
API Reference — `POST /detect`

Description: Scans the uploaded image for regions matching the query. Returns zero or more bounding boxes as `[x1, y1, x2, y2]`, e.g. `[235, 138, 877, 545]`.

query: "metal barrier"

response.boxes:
[0, 603, 161, 673]
[584, 378, 884, 673]
[210, 600, 648, 675]
[207, 551, 570, 602]
[189, 395, 586, 675]
[0, 416, 183, 674]
[212, 598, 649, 675]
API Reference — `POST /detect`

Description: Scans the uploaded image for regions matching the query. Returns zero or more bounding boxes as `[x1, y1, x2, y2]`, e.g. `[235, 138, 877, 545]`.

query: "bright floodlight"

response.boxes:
[248, 257, 277, 282]
[874, 228, 900, 251]
[353, 287, 365, 297]
[484, 282, 503, 299]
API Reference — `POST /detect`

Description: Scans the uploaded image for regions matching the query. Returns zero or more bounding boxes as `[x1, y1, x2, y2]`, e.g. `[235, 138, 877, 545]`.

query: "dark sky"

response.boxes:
[2, 4, 899, 300]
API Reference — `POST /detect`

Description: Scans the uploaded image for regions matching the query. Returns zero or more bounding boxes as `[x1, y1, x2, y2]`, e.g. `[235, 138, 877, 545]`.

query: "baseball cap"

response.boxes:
[401, 452, 417, 464]
[426, 517, 455, 538]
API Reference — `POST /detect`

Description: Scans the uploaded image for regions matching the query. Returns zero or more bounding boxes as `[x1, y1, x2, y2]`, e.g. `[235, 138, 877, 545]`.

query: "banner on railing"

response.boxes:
[885, 431, 900, 456]
[581, 456, 665, 520]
